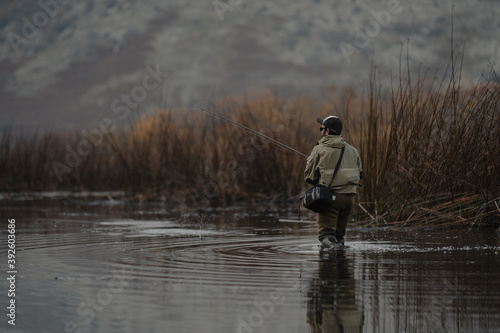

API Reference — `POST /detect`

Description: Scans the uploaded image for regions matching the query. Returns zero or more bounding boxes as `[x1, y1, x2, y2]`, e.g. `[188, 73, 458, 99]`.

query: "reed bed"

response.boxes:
[1, 66, 499, 227]
[353, 64, 500, 227]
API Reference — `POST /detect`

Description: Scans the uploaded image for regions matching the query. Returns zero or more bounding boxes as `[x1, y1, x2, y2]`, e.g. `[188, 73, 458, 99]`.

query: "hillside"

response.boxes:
[0, 0, 499, 132]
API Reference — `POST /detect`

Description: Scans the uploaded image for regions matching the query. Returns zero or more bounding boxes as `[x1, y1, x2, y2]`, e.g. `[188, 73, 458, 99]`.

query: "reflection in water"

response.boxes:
[307, 250, 363, 333]
[1, 198, 500, 333]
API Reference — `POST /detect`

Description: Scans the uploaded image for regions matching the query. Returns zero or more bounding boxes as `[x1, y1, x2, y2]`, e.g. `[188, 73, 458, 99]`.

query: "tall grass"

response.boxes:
[1, 65, 499, 227]
[357, 63, 500, 227]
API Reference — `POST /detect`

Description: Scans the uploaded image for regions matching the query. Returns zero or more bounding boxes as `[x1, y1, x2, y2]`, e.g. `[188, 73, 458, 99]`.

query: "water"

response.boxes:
[1, 195, 500, 333]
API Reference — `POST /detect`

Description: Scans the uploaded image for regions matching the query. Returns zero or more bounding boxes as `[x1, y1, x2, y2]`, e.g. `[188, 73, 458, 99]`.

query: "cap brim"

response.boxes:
[316, 117, 324, 125]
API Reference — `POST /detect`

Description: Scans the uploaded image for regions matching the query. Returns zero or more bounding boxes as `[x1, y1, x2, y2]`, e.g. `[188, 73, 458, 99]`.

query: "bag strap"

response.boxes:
[327, 147, 345, 189]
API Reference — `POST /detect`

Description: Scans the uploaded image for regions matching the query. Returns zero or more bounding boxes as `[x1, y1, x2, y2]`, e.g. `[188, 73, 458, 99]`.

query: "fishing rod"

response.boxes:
[193, 106, 309, 159]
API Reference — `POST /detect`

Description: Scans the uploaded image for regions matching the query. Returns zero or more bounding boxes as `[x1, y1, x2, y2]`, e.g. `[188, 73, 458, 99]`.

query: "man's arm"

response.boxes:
[304, 147, 320, 185]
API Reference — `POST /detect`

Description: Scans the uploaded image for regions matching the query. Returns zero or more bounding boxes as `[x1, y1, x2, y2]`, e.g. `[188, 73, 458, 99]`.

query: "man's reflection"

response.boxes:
[307, 250, 363, 333]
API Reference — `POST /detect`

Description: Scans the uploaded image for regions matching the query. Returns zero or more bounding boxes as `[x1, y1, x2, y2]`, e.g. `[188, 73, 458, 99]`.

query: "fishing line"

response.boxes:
[193, 106, 308, 159]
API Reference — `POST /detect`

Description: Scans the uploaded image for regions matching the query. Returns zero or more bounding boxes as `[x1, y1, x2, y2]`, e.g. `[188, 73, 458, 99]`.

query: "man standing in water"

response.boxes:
[304, 116, 363, 249]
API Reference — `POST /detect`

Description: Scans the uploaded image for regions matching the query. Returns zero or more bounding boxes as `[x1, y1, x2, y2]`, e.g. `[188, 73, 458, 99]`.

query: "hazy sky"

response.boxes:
[1, 0, 499, 132]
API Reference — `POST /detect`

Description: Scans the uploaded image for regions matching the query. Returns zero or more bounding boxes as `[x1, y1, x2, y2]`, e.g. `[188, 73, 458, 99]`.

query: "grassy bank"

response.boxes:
[1, 69, 499, 227]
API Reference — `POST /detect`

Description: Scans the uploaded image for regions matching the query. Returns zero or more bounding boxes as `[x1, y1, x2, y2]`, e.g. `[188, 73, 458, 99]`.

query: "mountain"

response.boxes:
[0, 0, 498, 132]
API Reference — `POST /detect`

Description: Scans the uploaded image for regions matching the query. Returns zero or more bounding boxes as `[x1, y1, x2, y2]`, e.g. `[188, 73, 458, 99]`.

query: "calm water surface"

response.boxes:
[1, 195, 499, 333]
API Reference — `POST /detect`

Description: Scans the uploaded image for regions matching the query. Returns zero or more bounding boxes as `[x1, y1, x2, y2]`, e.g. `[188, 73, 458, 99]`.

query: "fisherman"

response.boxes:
[304, 116, 363, 249]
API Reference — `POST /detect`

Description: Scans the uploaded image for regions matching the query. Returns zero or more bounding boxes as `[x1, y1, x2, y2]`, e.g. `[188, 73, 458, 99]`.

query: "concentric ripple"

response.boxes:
[4, 205, 500, 333]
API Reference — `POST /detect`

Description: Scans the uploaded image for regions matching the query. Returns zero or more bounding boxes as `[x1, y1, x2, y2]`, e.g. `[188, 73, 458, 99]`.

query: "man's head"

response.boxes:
[317, 116, 342, 136]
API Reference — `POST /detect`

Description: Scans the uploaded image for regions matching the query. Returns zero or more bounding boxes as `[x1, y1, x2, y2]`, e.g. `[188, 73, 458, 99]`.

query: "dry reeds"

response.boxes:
[353, 58, 500, 227]
[1, 63, 499, 227]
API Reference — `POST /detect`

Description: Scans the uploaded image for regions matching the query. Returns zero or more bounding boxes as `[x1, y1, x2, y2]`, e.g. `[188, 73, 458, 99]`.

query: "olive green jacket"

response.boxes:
[304, 135, 363, 194]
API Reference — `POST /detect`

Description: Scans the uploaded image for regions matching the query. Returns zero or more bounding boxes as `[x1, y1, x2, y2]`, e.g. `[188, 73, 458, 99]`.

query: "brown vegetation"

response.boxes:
[1, 65, 499, 227]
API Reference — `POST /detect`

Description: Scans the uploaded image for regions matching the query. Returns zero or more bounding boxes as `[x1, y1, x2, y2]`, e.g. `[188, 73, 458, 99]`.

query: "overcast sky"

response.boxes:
[1, 0, 499, 133]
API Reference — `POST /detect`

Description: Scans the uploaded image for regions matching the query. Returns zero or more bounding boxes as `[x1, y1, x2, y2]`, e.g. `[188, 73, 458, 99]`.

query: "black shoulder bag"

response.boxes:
[300, 147, 345, 213]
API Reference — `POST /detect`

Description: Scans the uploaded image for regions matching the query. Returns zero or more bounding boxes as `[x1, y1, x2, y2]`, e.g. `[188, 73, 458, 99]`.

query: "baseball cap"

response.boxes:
[317, 116, 342, 135]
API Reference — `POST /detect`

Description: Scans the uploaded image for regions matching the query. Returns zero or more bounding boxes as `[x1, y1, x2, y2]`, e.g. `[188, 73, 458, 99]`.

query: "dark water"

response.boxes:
[1, 194, 500, 333]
